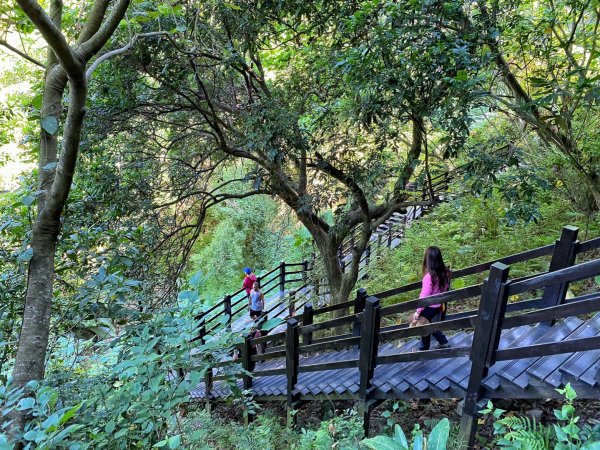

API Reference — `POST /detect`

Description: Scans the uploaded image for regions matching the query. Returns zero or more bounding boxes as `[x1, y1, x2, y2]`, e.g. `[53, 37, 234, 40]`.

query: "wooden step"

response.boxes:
[495, 317, 584, 389]
[526, 314, 600, 387]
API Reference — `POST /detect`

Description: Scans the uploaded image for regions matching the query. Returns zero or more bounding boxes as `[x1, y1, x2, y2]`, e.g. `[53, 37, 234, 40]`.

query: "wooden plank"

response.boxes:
[559, 347, 600, 383]
[502, 294, 600, 330]
[253, 368, 286, 377]
[376, 346, 470, 365]
[380, 315, 476, 342]
[406, 333, 471, 392]
[299, 359, 359, 373]
[480, 325, 538, 390]
[380, 284, 483, 315]
[252, 331, 286, 345]
[579, 358, 600, 387]
[526, 315, 600, 385]
[507, 258, 600, 296]
[373, 340, 421, 393]
[251, 350, 286, 362]
[576, 236, 600, 254]
[299, 336, 361, 354]
[300, 313, 361, 334]
[496, 335, 600, 362]
[459, 263, 511, 449]
[496, 317, 584, 387]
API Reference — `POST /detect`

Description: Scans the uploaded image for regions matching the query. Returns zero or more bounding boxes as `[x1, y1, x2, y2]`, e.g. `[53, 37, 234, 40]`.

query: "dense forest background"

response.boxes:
[1, 0, 600, 448]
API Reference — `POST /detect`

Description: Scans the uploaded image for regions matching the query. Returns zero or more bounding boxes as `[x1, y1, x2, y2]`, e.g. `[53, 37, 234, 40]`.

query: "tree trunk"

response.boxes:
[11, 74, 87, 433]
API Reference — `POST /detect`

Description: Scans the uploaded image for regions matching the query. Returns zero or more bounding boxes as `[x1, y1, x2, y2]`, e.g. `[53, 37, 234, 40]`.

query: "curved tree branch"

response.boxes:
[0, 39, 45, 68]
[78, 0, 131, 60]
[15, 0, 82, 78]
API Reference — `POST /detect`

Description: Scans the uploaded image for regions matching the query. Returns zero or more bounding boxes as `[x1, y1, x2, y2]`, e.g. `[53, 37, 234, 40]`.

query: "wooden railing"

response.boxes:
[194, 168, 455, 337]
[200, 225, 600, 447]
[194, 260, 311, 336]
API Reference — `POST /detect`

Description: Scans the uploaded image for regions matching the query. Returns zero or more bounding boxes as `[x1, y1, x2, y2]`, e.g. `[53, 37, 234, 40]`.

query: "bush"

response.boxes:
[480, 384, 600, 450]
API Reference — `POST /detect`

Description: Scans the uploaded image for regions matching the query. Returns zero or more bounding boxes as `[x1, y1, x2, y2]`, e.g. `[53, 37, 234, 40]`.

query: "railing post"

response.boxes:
[240, 334, 255, 425]
[302, 259, 308, 285]
[540, 226, 579, 324]
[358, 296, 381, 436]
[365, 244, 371, 266]
[279, 260, 286, 293]
[302, 303, 313, 345]
[241, 334, 253, 390]
[288, 290, 296, 316]
[459, 263, 510, 449]
[224, 294, 232, 331]
[286, 318, 300, 427]
[340, 254, 346, 274]
[387, 223, 393, 247]
[353, 288, 367, 337]
[197, 320, 213, 398]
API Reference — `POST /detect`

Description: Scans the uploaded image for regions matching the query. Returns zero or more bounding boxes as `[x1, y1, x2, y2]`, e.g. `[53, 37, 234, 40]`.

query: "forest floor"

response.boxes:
[207, 397, 600, 448]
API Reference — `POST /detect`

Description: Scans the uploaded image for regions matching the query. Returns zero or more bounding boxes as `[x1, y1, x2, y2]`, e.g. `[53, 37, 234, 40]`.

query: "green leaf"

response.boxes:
[178, 290, 199, 303]
[413, 430, 424, 450]
[427, 418, 450, 450]
[554, 424, 568, 442]
[153, 438, 168, 448]
[595, 275, 600, 286]
[394, 424, 408, 447]
[455, 69, 467, 81]
[223, 2, 241, 10]
[22, 430, 41, 442]
[581, 442, 600, 450]
[17, 397, 35, 411]
[59, 404, 81, 424]
[0, 435, 12, 450]
[21, 195, 35, 206]
[168, 434, 181, 449]
[41, 116, 58, 135]
[105, 419, 116, 434]
[362, 436, 408, 450]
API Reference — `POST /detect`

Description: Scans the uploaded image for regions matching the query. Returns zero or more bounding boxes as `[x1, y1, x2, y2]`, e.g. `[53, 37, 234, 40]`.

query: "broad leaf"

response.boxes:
[427, 418, 450, 450]
[362, 435, 408, 450]
[41, 116, 58, 135]
[394, 424, 408, 447]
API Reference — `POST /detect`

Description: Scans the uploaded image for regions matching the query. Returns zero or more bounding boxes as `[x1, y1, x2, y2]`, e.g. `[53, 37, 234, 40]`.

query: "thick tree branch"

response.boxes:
[309, 152, 370, 217]
[78, 0, 131, 61]
[16, 0, 83, 78]
[77, 0, 110, 44]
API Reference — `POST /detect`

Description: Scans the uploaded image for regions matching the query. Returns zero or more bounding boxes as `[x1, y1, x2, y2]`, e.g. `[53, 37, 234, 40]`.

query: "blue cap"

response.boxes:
[243, 267, 252, 274]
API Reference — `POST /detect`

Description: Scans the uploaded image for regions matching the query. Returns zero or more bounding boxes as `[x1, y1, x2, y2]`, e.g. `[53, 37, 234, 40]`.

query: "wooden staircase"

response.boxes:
[189, 225, 600, 449]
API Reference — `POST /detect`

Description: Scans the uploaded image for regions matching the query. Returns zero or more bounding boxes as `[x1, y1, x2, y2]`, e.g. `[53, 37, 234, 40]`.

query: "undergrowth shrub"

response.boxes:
[0, 299, 241, 449]
[481, 384, 600, 450]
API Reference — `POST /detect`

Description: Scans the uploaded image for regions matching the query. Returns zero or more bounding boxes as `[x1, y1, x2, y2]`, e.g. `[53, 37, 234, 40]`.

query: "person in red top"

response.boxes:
[242, 267, 257, 299]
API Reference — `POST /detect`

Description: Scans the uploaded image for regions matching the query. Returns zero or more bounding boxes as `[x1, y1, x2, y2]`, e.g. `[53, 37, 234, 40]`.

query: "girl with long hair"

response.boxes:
[410, 246, 451, 351]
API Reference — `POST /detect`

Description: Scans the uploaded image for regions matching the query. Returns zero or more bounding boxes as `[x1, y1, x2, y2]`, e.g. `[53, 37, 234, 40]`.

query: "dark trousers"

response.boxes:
[419, 307, 448, 350]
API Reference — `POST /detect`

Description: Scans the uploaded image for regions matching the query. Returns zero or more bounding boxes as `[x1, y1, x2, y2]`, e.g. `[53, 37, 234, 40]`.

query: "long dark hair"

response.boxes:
[422, 246, 449, 290]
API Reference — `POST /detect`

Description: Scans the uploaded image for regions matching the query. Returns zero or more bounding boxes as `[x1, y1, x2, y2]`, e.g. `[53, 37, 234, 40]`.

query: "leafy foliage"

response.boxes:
[481, 384, 600, 450]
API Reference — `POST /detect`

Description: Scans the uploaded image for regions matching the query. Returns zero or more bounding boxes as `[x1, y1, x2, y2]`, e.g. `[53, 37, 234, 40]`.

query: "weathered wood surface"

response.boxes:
[190, 312, 600, 400]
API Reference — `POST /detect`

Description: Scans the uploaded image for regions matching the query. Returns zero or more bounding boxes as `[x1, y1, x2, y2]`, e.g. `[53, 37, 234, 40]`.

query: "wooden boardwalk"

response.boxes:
[191, 313, 600, 400]
[190, 225, 600, 448]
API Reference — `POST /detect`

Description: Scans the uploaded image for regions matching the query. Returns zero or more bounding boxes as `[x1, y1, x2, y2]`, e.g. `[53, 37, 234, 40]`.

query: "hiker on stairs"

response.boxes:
[410, 246, 451, 351]
[248, 282, 266, 321]
[243, 267, 257, 300]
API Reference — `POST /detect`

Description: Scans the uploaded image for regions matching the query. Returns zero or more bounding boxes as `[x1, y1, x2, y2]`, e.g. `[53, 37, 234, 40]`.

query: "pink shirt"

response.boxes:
[416, 272, 448, 313]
